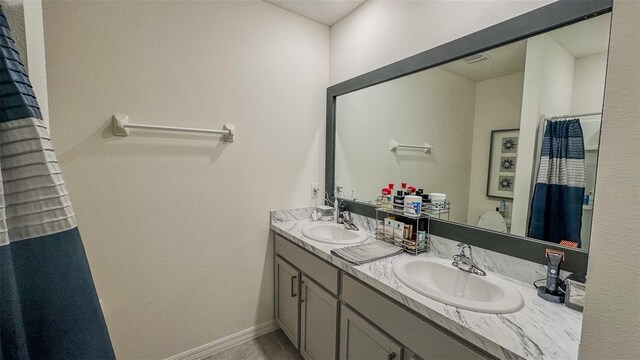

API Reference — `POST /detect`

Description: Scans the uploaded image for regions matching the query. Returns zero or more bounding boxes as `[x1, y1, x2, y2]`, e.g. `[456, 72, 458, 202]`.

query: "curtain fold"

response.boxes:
[528, 118, 586, 246]
[0, 7, 115, 360]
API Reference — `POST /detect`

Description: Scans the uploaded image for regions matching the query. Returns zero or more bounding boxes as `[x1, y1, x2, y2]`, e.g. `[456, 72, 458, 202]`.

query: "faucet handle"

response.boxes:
[457, 243, 472, 257]
[343, 211, 352, 221]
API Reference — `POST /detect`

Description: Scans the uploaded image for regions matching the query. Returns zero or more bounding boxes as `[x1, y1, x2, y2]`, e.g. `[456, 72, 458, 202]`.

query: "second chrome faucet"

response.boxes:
[452, 243, 486, 276]
[338, 211, 359, 231]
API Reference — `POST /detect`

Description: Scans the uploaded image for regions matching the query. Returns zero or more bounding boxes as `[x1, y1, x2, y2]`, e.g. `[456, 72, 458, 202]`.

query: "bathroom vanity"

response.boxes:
[271, 209, 583, 360]
[274, 230, 486, 360]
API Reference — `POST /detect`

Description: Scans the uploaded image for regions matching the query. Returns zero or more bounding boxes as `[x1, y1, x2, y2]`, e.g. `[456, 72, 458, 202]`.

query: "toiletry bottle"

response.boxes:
[419, 189, 428, 206]
[404, 194, 422, 216]
[400, 182, 408, 196]
[417, 220, 427, 249]
[393, 219, 404, 246]
[384, 217, 395, 241]
[381, 188, 392, 209]
[403, 223, 414, 249]
[393, 190, 404, 211]
[386, 189, 394, 209]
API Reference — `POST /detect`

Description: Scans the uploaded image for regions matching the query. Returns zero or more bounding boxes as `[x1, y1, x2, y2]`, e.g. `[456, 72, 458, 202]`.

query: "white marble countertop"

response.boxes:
[270, 209, 583, 360]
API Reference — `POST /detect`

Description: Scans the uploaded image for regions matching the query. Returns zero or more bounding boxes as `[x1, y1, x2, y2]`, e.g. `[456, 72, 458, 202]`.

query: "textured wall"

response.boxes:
[330, 0, 553, 84]
[466, 72, 524, 226]
[579, 1, 640, 358]
[335, 67, 476, 223]
[42, 1, 329, 358]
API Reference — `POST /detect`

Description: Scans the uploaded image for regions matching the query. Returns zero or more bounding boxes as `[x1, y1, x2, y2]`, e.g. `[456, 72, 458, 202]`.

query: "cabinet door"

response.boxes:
[275, 256, 300, 348]
[300, 276, 338, 360]
[340, 305, 402, 360]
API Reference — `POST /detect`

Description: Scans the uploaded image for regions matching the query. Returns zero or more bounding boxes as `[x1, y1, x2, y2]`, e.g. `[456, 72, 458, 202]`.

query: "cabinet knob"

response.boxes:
[388, 352, 397, 360]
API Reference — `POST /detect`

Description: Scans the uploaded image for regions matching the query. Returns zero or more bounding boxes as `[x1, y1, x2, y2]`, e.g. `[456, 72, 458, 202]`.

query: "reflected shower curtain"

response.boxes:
[0, 8, 114, 360]
[528, 119, 586, 246]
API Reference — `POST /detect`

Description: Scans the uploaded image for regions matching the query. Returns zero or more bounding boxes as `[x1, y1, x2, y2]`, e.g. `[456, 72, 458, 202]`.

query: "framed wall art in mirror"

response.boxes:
[487, 129, 519, 199]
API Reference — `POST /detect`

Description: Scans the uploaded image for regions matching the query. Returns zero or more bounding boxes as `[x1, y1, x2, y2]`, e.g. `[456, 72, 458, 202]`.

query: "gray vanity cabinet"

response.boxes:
[274, 234, 489, 360]
[340, 305, 402, 360]
[275, 256, 300, 347]
[300, 276, 338, 360]
[275, 234, 340, 358]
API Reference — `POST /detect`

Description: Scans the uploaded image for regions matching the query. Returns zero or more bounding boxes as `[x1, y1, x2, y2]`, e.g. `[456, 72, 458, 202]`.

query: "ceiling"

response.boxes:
[439, 13, 611, 82]
[548, 13, 611, 58]
[263, 0, 366, 26]
[440, 41, 527, 82]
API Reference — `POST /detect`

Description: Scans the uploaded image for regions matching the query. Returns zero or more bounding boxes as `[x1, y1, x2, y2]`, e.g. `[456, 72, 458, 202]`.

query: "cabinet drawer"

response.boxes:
[342, 274, 491, 360]
[275, 234, 339, 295]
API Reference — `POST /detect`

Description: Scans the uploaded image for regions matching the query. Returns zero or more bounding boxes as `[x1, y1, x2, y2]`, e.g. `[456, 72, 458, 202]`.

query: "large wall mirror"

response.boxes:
[326, 1, 613, 272]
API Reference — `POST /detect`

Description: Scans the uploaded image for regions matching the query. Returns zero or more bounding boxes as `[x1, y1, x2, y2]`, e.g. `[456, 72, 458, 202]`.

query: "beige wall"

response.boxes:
[335, 68, 476, 223]
[332, 0, 639, 357]
[466, 72, 524, 226]
[571, 52, 608, 115]
[42, 1, 329, 358]
[330, 0, 553, 84]
[579, 1, 640, 359]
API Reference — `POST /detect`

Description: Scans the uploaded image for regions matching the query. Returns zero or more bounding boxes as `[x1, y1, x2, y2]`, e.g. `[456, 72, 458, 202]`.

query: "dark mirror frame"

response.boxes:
[325, 0, 613, 274]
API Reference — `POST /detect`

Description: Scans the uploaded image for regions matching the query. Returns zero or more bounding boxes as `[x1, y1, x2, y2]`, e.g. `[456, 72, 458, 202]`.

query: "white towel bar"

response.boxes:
[112, 114, 234, 142]
[389, 139, 433, 153]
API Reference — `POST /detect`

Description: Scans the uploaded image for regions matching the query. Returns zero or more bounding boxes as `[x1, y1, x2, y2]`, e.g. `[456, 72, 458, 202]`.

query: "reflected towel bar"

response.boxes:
[112, 114, 235, 142]
[389, 139, 433, 153]
[545, 112, 602, 120]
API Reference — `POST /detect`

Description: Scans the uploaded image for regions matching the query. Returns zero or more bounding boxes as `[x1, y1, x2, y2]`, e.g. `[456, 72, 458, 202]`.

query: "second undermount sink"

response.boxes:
[392, 256, 523, 314]
[302, 222, 368, 245]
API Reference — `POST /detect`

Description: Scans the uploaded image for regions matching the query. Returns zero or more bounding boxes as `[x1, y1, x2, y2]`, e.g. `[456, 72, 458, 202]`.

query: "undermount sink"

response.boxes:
[302, 222, 368, 245]
[392, 257, 523, 314]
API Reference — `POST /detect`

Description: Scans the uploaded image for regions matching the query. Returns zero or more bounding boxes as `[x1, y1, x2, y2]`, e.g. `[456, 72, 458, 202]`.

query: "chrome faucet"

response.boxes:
[338, 211, 359, 231]
[452, 243, 486, 276]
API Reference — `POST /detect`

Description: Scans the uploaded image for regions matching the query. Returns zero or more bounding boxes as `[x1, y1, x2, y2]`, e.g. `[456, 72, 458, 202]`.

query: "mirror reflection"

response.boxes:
[334, 14, 611, 250]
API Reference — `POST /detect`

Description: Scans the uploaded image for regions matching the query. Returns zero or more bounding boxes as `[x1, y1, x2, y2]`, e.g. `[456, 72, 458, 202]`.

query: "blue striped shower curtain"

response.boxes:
[528, 119, 586, 246]
[0, 8, 114, 360]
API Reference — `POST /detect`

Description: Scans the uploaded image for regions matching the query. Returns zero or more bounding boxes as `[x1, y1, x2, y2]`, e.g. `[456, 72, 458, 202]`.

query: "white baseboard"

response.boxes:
[165, 320, 279, 360]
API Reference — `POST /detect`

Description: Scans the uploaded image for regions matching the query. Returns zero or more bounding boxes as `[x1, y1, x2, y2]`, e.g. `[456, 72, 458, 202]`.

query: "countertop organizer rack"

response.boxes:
[374, 201, 451, 255]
